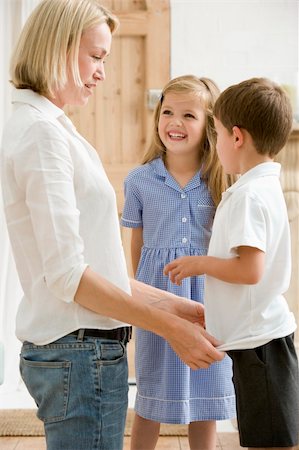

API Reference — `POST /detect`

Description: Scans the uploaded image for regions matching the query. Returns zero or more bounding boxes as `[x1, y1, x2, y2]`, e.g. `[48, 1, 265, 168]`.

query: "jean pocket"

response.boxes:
[100, 342, 126, 364]
[20, 356, 71, 423]
[98, 343, 129, 399]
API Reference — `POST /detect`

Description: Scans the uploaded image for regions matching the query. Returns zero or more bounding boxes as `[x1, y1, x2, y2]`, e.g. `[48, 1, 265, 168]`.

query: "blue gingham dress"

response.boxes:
[121, 157, 236, 424]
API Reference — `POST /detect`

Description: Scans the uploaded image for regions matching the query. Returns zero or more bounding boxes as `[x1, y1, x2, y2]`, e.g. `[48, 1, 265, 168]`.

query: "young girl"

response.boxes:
[121, 75, 236, 450]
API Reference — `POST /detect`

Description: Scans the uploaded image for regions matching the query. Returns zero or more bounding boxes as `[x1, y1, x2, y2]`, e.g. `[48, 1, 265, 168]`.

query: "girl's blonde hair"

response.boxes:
[10, 0, 119, 97]
[142, 75, 228, 206]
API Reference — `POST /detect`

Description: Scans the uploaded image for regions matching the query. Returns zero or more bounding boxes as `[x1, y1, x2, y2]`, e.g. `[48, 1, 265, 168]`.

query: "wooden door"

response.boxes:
[65, 0, 170, 277]
[65, 0, 170, 380]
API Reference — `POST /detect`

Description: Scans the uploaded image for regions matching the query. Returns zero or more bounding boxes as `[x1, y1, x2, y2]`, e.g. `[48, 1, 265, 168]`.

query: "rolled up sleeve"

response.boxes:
[14, 120, 87, 303]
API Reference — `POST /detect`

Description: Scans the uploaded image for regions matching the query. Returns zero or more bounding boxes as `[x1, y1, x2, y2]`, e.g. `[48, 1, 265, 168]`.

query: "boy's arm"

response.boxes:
[164, 246, 265, 286]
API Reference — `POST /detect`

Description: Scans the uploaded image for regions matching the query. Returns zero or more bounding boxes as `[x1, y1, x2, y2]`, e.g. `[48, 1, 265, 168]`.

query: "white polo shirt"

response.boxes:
[1, 89, 130, 345]
[205, 162, 296, 351]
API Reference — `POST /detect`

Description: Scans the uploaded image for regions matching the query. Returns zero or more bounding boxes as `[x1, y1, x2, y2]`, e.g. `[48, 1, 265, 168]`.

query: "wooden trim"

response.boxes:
[290, 125, 299, 140]
[115, 11, 148, 36]
[144, 0, 169, 10]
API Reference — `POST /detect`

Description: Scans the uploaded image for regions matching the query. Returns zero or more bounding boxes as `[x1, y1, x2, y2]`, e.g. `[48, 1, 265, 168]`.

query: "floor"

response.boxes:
[0, 339, 296, 449]
[0, 434, 243, 450]
[0, 383, 241, 449]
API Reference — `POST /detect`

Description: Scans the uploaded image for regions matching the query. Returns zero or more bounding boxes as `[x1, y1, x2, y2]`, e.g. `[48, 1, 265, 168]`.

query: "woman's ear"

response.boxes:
[232, 126, 244, 148]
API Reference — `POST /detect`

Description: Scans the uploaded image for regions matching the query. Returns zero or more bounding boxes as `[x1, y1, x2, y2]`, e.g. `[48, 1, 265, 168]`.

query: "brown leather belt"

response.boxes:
[68, 326, 132, 344]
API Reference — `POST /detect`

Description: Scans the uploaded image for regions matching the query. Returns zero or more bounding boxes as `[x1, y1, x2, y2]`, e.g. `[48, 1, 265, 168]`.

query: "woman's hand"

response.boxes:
[130, 278, 205, 327]
[173, 298, 205, 328]
[166, 320, 225, 370]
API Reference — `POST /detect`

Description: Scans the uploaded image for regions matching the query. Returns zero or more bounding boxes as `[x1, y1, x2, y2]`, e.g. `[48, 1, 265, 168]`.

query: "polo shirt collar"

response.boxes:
[226, 162, 281, 194]
[150, 157, 202, 192]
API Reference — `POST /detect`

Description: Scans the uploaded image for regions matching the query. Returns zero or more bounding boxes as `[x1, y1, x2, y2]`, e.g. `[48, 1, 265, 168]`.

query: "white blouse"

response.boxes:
[1, 89, 130, 345]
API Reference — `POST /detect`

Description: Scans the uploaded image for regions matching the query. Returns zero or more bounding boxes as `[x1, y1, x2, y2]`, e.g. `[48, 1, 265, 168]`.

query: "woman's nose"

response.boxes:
[94, 63, 105, 81]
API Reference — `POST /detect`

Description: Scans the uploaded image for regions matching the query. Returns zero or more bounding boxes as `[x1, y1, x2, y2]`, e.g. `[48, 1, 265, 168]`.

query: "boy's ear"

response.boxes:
[232, 126, 244, 148]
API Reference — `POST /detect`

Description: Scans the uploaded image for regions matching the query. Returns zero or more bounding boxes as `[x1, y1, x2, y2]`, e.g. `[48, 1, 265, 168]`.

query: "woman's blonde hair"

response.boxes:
[143, 75, 228, 205]
[10, 0, 119, 97]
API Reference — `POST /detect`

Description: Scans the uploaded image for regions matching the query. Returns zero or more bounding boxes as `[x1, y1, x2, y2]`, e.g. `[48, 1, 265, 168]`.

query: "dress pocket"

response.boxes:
[197, 200, 215, 231]
[20, 356, 71, 423]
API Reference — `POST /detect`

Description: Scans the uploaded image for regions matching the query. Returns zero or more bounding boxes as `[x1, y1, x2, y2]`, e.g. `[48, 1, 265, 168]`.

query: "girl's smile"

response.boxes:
[158, 92, 206, 157]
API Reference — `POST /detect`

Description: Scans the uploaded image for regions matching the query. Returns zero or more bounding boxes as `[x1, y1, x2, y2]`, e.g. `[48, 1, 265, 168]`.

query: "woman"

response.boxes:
[0, 1, 224, 449]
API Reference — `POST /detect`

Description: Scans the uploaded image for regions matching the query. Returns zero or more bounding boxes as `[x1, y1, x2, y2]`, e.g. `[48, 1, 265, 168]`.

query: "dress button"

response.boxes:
[181, 193, 186, 199]
[182, 237, 188, 243]
[182, 217, 187, 223]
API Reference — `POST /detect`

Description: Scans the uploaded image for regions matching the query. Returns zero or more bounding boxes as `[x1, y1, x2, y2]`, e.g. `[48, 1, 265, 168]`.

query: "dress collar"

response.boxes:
[149, 157, 202, 192]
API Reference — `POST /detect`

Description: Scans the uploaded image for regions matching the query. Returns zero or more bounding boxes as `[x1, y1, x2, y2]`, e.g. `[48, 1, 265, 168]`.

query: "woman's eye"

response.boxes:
[92, 56, 102, 61]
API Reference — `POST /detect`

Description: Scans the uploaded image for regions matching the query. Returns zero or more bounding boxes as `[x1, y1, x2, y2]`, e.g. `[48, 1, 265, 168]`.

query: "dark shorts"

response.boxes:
[228, 334, 299, 447]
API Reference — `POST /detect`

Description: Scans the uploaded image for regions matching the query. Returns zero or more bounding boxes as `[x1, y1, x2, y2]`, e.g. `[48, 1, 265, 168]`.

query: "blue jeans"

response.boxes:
[20, 334, 129, 450]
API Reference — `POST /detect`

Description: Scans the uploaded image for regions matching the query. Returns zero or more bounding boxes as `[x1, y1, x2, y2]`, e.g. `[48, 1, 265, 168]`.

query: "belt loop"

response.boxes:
[126, 326, 132, 344]
[124, 327, 128, 344]
[77, 329, 85, 342]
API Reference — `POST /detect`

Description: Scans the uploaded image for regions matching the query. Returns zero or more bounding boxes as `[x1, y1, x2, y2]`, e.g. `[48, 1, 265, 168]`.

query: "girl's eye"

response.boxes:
[161, 109, 172, 115]
[185, 113, 196, 119]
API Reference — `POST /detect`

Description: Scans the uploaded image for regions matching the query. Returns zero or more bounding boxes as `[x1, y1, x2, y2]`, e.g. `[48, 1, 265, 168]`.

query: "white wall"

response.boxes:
[170, 0, 298, 115]
[0, 0, 40, 396]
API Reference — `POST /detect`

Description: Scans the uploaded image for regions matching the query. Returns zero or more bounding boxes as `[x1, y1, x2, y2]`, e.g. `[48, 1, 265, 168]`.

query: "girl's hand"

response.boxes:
[164, 256, 205, 285]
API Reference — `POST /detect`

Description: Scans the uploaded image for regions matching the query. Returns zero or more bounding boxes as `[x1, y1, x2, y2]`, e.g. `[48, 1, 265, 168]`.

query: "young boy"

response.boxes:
[164, 77, 299, 449]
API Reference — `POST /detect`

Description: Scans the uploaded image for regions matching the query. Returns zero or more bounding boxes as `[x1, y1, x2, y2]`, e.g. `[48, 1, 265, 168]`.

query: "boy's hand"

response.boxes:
[164, 256, 204, 285]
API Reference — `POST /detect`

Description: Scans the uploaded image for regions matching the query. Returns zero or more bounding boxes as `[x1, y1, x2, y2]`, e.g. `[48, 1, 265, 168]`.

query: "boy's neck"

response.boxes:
[237, 132, 274, 175]
[239, 150, 273, 175]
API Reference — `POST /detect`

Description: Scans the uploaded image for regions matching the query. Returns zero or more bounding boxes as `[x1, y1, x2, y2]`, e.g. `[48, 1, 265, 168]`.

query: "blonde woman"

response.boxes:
[121, 75, 236, 450]
[1, 3, 224, 450]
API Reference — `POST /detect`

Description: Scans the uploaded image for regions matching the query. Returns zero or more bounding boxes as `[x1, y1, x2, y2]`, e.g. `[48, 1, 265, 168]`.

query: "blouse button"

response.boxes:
[182, 217, 187, 223]
[182, 237, 188, 243]
[181, 193, 186, 199]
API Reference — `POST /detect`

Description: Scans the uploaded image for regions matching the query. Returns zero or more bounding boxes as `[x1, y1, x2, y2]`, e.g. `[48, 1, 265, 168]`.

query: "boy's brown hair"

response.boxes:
[213, 77, 293, 157]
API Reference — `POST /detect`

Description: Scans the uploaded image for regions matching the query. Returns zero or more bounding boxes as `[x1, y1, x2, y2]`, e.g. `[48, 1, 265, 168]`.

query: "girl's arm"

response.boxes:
[164, 246, 265, 286]
[131, 227, 143, 276]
